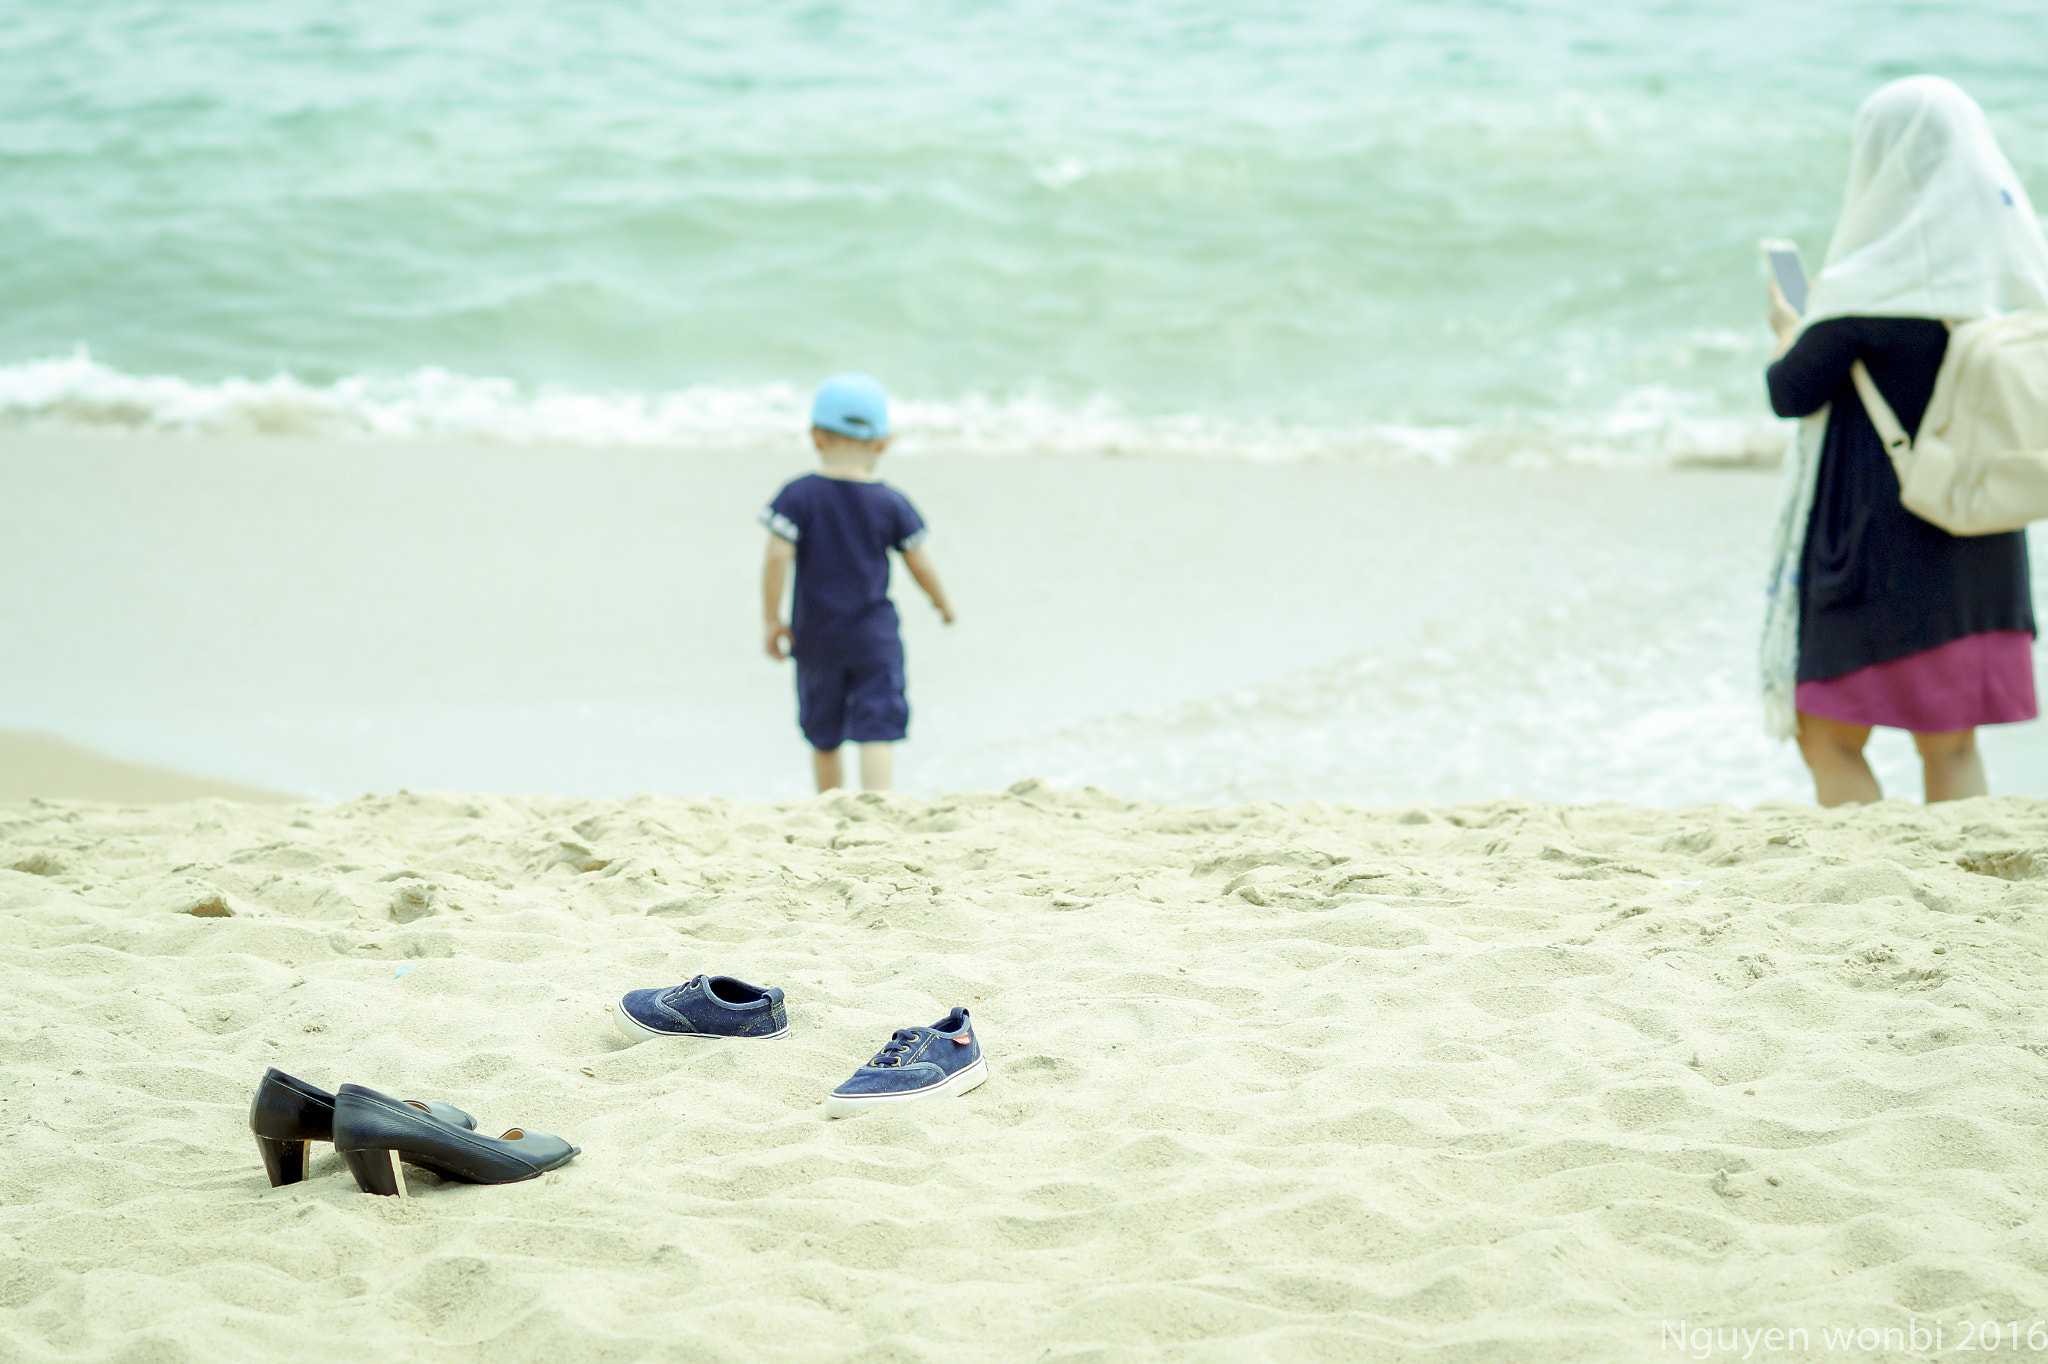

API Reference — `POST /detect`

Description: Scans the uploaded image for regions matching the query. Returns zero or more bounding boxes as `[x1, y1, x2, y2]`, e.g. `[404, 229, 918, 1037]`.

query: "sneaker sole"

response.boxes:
[611, 999, 791, 1045]
[823, 1056, 989, 1118]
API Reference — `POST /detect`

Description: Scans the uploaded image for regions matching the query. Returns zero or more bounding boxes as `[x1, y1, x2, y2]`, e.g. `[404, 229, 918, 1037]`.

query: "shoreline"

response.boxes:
[3, 430, 1837, 807]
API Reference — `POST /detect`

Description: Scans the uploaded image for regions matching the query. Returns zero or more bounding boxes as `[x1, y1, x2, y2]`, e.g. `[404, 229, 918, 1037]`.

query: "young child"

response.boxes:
[760, 373, 954, 792]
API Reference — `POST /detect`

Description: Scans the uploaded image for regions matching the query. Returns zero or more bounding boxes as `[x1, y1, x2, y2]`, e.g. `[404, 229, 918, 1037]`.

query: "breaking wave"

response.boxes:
[0, 349, 1788, 468]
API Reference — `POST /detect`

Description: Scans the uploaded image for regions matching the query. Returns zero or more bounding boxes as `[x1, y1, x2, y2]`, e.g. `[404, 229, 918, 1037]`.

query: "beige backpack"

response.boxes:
[1850, 311, 2048, 535]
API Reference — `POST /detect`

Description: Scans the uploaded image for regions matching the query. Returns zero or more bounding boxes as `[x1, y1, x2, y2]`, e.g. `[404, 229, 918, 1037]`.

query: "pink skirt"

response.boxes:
[1796, 630, 2038, 733]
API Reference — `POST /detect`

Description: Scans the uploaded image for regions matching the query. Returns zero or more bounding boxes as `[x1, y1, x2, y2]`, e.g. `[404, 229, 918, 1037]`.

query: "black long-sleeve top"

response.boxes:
[1766, 315, 2033, 682]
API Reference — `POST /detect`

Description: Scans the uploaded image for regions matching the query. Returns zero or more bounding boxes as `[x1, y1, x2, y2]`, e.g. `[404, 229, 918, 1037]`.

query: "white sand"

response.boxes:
[0, 731, 288, 805]
[5, 786, 2048, 1361]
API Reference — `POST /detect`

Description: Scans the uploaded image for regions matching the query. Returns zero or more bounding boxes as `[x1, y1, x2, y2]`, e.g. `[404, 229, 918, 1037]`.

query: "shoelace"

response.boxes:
[865, 1029, 921, 1068]
[662, 975, 705, 1006]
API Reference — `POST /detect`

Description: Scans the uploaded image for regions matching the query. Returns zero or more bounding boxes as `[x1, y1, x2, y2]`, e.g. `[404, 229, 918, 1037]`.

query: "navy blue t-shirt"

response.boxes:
[761, 474, 928, 662]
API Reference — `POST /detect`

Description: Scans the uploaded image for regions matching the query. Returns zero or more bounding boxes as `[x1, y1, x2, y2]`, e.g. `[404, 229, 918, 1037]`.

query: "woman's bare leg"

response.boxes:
[1796, 711, 1882, 806]
[813, 747, 843, 792]
[1914, 728, 1987, 802]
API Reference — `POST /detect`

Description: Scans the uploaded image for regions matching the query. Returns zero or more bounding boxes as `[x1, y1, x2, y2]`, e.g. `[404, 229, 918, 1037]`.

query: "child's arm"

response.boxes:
[900, 545, 955, 624]
[762, 532, 796, 659]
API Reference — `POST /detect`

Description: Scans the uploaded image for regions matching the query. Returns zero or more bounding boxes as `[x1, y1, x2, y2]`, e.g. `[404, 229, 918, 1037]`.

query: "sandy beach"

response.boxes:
[0, 731, 288, 806]
[0, 429, 1893, 807]
[12, 9, 2048, 1358]
[5, 783, 2047, 1361]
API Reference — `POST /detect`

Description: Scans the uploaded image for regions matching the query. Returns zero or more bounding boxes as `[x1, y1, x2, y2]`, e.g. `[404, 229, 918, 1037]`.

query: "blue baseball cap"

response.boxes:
[811, 372, 890, 440]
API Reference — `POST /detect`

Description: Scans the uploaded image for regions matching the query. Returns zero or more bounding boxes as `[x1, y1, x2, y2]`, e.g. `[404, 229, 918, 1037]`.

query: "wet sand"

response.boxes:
[2, 431, 1840, 806]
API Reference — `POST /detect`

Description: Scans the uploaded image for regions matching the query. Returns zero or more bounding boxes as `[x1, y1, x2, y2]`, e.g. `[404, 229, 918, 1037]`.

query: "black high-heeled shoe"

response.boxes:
[249, 1067, 478, 1188]
[331, 1084, 579, 1197]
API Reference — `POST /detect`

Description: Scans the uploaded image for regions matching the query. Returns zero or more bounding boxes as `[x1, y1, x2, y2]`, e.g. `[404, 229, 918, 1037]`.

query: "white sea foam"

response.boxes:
[0, 350, 812, 448]
[0, 349, 1787, 467]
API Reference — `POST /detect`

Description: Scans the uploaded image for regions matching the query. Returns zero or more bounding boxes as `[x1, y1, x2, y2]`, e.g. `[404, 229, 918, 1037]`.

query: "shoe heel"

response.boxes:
[340, 1147, 409, 1198]
[256, 1135, 311, 1188]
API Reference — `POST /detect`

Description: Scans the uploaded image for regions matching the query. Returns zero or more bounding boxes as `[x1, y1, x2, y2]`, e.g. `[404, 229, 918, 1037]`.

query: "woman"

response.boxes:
[1761, 76, 2048, 806]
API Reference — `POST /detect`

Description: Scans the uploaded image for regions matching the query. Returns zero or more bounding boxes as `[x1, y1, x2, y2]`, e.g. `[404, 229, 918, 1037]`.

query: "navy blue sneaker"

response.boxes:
[824, 1007, 987, 1117]
[612, 975, 789, 1043]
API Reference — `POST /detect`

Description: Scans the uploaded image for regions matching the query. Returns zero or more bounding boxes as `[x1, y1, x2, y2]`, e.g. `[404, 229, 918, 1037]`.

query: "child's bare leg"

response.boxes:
[813, 747, 843, 792]
[1914, 727, 1986, 802]
[1796, 711, 1881, 806]
[858, 742, 894, 792]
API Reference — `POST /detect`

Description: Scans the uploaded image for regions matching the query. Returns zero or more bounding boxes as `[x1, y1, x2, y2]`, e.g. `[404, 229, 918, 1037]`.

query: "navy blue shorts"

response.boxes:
[795, 653, 909, 751]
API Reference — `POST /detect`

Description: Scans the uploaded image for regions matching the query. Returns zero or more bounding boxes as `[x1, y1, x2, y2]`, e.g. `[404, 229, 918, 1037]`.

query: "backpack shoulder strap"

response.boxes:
[1850, 359, 1913, 454]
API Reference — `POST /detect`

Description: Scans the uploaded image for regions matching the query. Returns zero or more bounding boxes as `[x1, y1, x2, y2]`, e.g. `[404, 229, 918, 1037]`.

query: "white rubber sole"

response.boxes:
[823, 1056, 989, 1118]
[611, 999, 790, 1045]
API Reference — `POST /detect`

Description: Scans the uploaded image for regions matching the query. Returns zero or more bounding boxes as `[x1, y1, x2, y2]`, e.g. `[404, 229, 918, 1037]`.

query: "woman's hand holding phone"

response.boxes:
[1760, 240, 1806, 359]
[1767, 281, 1802, 356]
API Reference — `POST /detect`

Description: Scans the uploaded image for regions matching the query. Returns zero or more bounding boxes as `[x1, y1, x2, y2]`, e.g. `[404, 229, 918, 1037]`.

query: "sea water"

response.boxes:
[7, 0, 2046, 458]
[3, 1, 2047, 804]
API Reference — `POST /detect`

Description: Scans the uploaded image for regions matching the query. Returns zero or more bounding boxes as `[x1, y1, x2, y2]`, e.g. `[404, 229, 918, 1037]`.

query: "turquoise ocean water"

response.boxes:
[5, 0, 2045, 461]
[7, 2, 2048, 805]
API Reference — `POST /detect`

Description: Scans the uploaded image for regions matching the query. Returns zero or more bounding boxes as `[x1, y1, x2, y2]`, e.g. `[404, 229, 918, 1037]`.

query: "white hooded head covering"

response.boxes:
[1805, 75, 2048, 323]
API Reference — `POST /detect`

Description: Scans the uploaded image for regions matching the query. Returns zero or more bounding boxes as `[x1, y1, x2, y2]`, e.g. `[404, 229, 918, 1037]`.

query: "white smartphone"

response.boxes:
[1760, 238, 1808, 314]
